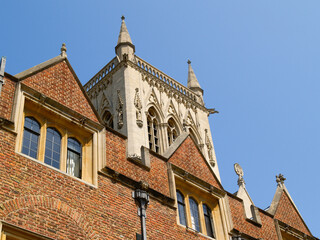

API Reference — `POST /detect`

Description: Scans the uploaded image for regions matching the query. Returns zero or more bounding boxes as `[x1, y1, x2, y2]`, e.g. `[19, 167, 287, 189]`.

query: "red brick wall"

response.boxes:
[228, 195, 278, 240]
[0, 128, 216, 239]
[21, 61, 99, 123]
[105, 130, 170, 196]
[0, 76, 16, 121]
[274, 192, 311, 235]
[169, 137, 222, 190]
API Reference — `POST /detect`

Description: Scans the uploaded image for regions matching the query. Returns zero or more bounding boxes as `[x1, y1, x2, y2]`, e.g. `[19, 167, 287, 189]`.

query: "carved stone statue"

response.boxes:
[117, 90, 124, 129]
[134, 88, 143, 127]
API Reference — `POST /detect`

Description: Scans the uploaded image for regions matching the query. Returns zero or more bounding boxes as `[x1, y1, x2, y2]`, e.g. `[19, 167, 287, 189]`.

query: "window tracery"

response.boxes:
[102, 110, 114, 129]
[167, 118, 179, 146]
[147, 107, 160, 153]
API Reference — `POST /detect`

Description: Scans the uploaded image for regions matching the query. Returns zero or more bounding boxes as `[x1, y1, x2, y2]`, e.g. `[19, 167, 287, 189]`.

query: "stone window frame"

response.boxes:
[0, 221, 54, 240]
[173, 174, 230, 239]
[15, 96, 99, 186]
[147, 107, 161, 153]
[167, 117, 179, 146]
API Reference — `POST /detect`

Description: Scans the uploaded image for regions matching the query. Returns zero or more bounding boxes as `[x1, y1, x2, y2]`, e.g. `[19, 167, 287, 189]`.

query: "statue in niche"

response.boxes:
[134, 88, 143, 127]
[205, 129, 215, 167]
[116, 90, 124, 129]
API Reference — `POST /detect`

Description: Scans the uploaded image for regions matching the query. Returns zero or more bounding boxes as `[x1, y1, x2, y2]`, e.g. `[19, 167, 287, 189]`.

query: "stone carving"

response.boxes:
[234, 163, 245, 187]
[116, 90, 124, 129]
[134, 88, 143, 127]
[100, 94, 110, 114]
[205, 129, 215, 167]
[276, 174, 286, 186]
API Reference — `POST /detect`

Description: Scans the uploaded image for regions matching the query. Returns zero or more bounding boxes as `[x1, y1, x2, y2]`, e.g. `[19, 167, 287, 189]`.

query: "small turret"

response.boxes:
[187, 60, 203, 104]
[115, 16, 135, 61]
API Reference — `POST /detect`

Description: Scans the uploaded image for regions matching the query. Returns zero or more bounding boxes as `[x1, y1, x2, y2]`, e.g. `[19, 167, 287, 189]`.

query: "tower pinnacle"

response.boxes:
[187, 60, 203, 103]
[115, 16, 135, 60]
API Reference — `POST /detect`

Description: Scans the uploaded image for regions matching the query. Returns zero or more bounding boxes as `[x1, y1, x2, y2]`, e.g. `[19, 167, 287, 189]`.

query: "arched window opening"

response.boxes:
[189, 128, 199, 145]
[147, 107, 160, 153]
[167, 118, 179, 146]
[189, 197, 200, 232]
[22, 117, 40, 159]
[176, 191, 187, 226]
[44, 128, 61, 169]
[102, 110, 113, 129]
[203, 204, 215, 238]
[67, 138, 82, 178]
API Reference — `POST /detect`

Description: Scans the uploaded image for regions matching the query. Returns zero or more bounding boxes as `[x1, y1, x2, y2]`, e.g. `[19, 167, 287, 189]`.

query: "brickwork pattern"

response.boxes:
[0, 76, 16, 120]
[169, 137, 221, 190]
[21, 61, 99, 123]
[274, 192, 311, 235]
[105, 130, 170, 196]
[228, 195, 278, 240]
[0, 128, 216, 239]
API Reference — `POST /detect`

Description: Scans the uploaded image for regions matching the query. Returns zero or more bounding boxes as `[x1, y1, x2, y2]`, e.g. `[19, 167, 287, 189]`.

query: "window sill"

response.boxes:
[16, 151, 97, 189]
[177, 224, 215, 240]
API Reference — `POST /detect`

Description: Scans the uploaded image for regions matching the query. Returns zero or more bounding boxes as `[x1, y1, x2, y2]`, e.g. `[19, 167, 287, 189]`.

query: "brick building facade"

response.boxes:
[0, 18, 317, 240]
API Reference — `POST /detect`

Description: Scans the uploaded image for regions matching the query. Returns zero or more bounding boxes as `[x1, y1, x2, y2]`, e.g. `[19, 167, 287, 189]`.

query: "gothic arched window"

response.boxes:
[167, 118, 179, 146]
[22, 117, 40, 159]
[44, 127, 61, 169]
[67, 138, 82, 178]
[176, 190, 187, 226]
[203, 204, 215, 238]
[189, 197, 200, 232]
[189, 128, 199, 145]
[147, 107, 160, 153]
[102, 110, 113, 129]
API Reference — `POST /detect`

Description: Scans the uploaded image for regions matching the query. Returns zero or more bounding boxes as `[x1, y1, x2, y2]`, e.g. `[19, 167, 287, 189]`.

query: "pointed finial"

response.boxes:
[187, 59, 191, 65]
[234, 163, 245, 187]
[276, 174, 286, 187]
[60, 43, 67, 57]
[121, 15, 125, 21]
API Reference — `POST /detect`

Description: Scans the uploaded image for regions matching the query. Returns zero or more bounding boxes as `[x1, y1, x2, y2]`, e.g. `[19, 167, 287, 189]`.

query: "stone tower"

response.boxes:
[84, 17, 221, 180]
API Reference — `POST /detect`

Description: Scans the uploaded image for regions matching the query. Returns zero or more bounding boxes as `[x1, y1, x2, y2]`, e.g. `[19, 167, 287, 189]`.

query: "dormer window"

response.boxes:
[203, 204, 215, 238]
[17, 97, 102, 185]
[189, 197, 201, 232]
[44, 127, 61, 169]
[22, 117, 40, 159]
[67, 138, 82, 178]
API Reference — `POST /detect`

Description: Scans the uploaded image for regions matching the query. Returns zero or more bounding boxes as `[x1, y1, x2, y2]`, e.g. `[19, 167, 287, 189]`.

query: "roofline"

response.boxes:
[14, 54, 103, 125]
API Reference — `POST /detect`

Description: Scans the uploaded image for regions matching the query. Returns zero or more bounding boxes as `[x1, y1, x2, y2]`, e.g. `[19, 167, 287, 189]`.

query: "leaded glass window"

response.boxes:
[44, 128, 61, 169]
[203, 204, 215, 238]
[66, 138, 82, 178]
[176, 190, 187, 226]
[189, 197, 200, 232]
[147, 108, 160, 153]
[167, 118, 179, 146]
[22, 117, 40, 159]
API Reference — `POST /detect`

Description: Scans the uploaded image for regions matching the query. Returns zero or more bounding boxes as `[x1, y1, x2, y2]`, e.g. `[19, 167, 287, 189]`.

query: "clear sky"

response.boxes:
[2, 0, 319, 237]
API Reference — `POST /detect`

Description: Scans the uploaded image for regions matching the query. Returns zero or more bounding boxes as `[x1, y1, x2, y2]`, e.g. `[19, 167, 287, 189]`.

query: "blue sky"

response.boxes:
[2, 0, 319, 236]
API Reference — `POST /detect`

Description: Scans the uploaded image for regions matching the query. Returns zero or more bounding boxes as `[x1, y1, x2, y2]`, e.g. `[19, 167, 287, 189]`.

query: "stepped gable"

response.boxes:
[168, 135, 222, 190]
[15, 47, 100, 124]
[274, 190, 311, 235]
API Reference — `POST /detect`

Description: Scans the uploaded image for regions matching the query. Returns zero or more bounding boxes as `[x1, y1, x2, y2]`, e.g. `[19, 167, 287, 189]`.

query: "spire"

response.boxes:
[115, 16, 135, 61]
[187, 60, 201, 89]
[187, 60, 204, 104]
[117, 16, 133, 45]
